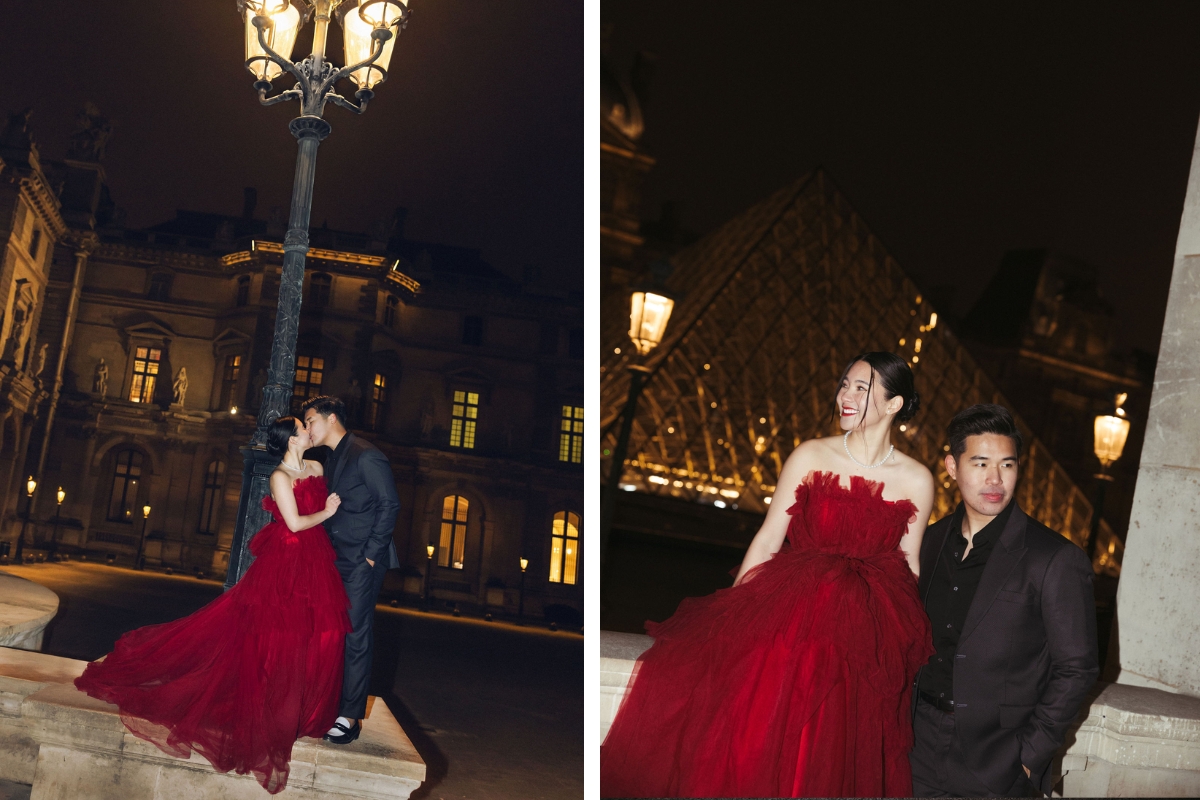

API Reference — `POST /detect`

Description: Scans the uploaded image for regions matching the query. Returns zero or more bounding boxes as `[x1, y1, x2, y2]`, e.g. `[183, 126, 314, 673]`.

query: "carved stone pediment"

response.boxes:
[213, 327, 252, 357]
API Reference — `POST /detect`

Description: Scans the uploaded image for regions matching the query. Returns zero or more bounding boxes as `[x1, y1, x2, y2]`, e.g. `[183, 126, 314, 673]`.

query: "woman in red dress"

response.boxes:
[601, 352, 937, 798]
[75, 416, 351, 794]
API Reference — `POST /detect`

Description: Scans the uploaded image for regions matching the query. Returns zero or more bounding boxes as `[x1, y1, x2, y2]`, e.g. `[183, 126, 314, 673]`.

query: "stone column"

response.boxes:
[1111, 118, 1200, 696]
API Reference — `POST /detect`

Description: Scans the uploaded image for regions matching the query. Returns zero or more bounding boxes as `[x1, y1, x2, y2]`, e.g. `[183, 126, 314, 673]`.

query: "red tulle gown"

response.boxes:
[75, 476, 351, 794]
[601, 471, 935, 798]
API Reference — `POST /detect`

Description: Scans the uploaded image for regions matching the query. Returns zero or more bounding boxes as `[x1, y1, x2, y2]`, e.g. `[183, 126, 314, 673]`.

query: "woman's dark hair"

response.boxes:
[834, 351, 920, 425]
[266, 415, 302, 458]
[947, 404, 1023, 460]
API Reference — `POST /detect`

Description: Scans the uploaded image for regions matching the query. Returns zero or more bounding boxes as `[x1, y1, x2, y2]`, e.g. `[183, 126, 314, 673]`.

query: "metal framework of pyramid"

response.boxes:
[601, 170, 1122, 573]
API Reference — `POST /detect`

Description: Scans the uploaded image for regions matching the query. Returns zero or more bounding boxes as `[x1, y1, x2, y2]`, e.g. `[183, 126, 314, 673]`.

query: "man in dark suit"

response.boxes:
[302, 395, 401, 745]
[910, 404, 1098, 797]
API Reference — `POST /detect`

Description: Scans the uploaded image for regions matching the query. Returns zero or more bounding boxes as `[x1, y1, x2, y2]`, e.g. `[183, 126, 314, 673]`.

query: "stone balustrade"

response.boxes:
[0, 572, 58, 651]
[0, 646, 426, 799]
[600, 630, 1200, 797]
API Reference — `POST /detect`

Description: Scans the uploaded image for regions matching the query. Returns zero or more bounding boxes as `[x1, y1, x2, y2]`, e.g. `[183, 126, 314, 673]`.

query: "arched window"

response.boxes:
[438, 495, 468, 569]
[129, 346, 162, 403]
[199, 461, 226, 534]
[309, 273, 332, 308]
[549, 511, 580, 585]
[107, 450, 144, 523]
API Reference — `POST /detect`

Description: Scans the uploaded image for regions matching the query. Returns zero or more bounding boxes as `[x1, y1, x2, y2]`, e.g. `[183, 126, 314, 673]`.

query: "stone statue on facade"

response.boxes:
[93, 358, 109, 396]
[3, 307, 28, 365]
[65, 102, 112, 163]
[35, 343, 48, 377]
[172, 367, 188, 406]
[419, 397, 435, 440]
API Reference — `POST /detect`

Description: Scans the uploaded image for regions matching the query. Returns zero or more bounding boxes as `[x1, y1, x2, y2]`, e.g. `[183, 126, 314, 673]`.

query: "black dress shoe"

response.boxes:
[323, 719, 361, 745]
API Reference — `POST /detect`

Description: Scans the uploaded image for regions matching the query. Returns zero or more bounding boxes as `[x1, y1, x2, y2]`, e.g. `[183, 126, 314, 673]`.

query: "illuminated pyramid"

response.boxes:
[601, 170, 1122, 572]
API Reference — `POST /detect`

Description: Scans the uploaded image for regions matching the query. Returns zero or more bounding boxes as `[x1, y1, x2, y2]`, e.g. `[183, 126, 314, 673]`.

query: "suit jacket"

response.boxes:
[916, 502, 1098, 795]
[325, 433, 401, 570]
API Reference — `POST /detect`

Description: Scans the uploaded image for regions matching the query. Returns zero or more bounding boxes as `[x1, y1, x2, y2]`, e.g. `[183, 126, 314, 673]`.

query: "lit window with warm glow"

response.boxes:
[559, 405, 584, 464]
[129, 347, 161, 403]
[369, 373, 388, 431]
[291, 354, 324, 412]
[220, 355, 242, 409]
[438, 495, 468, 569]
[549, 510, 580, 584]
[450, 391, 479, 448]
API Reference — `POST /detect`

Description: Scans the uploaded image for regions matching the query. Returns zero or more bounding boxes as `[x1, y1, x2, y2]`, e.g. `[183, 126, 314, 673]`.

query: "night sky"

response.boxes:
[1, 1, 582, 290]
[603, 2, 1200, 354]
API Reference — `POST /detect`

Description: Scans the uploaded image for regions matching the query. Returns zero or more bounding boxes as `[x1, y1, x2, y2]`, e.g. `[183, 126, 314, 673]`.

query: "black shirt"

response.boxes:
[323, 433, 352, 489]
[921, 500, 1014, 704]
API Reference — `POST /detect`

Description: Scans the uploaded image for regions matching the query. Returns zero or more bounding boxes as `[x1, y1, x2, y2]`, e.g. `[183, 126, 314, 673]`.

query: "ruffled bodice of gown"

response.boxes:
[601, 471, 935, 799]
[75, 476, 351, 795]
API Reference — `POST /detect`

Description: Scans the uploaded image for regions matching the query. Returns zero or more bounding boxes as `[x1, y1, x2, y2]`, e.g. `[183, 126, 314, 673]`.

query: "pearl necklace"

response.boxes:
[843, 431, 894, 469]
[279, 458, 305, 473]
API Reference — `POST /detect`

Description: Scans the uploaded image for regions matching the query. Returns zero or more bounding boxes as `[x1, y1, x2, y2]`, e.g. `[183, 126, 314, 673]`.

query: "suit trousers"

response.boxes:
[336, 555, 389, 719]
[910, 699, 1038, 798]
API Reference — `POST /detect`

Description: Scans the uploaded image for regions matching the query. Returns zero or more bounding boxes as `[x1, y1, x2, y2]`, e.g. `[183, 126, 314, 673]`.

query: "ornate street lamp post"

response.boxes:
[48, 487, 64, 558]
[518, 557, 529, 622]
[423, 543, 434, 610]
[225, 0, 414, 590]
[1088, 393, 1131, 565]
[599, 289, 675, 572]
[135, 505, 152, 570]
[15, 477, 36, 563]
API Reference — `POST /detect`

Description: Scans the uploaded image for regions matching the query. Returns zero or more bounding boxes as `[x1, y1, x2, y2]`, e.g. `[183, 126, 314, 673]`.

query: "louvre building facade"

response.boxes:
[0, 110, 583, 620]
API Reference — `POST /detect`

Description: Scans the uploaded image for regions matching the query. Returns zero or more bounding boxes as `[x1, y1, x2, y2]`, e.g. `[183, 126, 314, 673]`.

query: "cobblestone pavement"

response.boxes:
[1, 562, 582, 800]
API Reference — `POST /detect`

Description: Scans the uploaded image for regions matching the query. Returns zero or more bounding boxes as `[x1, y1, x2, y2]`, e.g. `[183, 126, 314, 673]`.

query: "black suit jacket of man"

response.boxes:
[915, 502, 1098, 795]
[325, 433, 401, 570]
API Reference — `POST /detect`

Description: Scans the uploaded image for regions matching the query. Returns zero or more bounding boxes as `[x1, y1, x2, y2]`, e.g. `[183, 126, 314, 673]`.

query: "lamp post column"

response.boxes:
[599, 365, 648, 572]
[1087, 471, 1114, 563]
[15, 490, 33, 563]
[225, 117, 330, 591]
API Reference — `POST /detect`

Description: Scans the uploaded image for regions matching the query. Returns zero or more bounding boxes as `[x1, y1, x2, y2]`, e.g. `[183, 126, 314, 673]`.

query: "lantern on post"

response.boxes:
[1088, 393, 1132, 563]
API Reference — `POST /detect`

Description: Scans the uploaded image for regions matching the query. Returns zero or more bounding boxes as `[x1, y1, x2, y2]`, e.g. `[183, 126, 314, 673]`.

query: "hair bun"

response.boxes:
[898, 391, 921, 423]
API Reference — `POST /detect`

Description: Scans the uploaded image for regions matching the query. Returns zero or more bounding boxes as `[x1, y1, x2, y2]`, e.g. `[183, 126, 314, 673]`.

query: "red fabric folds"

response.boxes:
[75, 476, 351, 794]
[601, 470, 935, 798]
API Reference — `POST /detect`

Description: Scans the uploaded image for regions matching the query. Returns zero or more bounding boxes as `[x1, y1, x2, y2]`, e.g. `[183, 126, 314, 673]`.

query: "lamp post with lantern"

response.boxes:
[224, 0, 415, 591]
[48, 487, 65, 558]
[518, 557, 529, 621]
[1088, 393, 1132, 564]
[423, 543, 434, 610]
[14, 477, 36, 563]
[135, 505, 152, 571]
[599, 289, 675, 572]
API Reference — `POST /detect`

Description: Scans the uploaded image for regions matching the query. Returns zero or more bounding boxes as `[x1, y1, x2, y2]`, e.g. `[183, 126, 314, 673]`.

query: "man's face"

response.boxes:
[304, 409, 332, 447]
[946, 433, 1019, 519]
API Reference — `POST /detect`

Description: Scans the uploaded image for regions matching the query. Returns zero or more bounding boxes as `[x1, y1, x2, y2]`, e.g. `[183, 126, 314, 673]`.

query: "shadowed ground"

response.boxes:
[1, 562, 581, 800]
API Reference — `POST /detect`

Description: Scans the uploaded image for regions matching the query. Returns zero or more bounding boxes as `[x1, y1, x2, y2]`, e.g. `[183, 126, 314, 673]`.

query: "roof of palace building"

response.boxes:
[600, 168, 1123, 574]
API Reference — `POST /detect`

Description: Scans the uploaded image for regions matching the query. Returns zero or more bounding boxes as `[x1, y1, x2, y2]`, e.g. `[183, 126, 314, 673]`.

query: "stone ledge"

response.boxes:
[0, 574, 58, 652]
[0, 646, 425, 799]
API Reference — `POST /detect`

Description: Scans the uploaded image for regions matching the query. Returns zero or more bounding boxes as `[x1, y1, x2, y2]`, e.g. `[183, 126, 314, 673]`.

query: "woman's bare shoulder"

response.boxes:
[889, 450, 935, 496]
[307, 459, 325, 476]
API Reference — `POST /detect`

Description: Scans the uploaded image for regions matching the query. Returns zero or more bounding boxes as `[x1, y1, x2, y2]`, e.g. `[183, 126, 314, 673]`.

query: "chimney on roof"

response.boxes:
[242, 187, 258, 220]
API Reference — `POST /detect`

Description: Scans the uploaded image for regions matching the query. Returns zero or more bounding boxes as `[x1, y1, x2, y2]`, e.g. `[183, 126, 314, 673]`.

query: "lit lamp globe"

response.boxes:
[339, 0, 409, 90]
[56, 488, 65, 505]
[426, 544, 435, 559]
[25, 477, 36, 497]
[628, 290, 675, 356]
[143, 505, 152, 520]
[1093, 414, 1131, 469]
[239, 0, 304, 83]
[520, 557, 529, 572]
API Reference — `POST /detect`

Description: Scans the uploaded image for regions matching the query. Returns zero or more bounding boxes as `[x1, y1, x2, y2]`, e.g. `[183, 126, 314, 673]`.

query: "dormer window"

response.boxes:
[147, 273, 172, 301]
